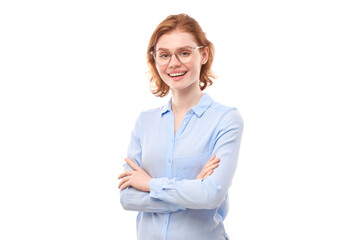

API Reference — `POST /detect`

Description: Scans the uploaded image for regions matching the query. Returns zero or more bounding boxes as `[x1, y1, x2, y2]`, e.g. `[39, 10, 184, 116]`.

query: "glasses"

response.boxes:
[151, 46, 203, 66]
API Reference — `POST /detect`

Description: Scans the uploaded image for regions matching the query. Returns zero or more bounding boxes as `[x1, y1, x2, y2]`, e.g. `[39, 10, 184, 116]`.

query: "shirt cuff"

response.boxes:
[150, 177, 176, 199]
[149, 178, 165, 199]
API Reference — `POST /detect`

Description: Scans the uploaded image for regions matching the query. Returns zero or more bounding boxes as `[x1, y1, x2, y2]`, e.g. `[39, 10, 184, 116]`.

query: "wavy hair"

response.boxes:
[147, 14, 215, 97]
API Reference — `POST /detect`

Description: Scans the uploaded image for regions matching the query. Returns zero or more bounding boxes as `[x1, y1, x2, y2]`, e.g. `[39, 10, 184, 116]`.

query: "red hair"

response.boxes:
[147, 14, 215, 97]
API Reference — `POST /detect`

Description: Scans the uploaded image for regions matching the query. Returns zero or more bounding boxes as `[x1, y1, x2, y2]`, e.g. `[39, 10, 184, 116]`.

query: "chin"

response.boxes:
[172, 82, 199, 93]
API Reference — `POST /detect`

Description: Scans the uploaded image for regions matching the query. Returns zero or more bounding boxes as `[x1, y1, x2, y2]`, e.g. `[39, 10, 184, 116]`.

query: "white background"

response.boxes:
[1, 0, 359, 239]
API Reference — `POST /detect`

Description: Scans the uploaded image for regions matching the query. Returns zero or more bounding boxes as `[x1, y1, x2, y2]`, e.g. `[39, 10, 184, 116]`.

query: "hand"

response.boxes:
[118, 158, 152, 192]
[196, 155, 220, 180]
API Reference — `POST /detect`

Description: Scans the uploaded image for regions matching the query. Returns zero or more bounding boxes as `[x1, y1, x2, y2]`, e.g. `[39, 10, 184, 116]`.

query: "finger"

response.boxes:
[205, 157, 220, 169]
[203, 170, 214, 179]
[209, 157, 220, 164]
[204, 156, 219, 168]
[120, 180, 132, 191]
[200, 167, 216, 179]
[118, 176, 131, 189]
[198, 163, 216, 179]
[206, 155, 216, 164]
[118, 171, 133, 179]
[205, 162, 219, 172]
[118, 171, 132, 179]
[204, 156, 215, 168]
[196, 173, 205, 180]
[210, 161, 220, 169]
[196, 168, 207, 179]
[196, 171, 205, 180]
[125, 158, 141, 171]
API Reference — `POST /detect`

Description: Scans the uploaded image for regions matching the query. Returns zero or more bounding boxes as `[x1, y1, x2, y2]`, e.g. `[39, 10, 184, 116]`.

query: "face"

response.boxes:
[154, 30, 208, 93]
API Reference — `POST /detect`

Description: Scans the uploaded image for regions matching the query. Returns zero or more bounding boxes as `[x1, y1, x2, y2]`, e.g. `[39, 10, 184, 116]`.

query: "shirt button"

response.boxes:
[183, 121, 186, 124]
[189, 110, 193, 114]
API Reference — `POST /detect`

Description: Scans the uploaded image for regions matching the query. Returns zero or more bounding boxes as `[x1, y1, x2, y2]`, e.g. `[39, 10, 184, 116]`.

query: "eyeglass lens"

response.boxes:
[154, 48, 195, 65]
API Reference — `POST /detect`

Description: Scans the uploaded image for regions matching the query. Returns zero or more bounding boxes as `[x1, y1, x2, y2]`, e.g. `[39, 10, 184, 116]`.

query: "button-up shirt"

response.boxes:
[120, 93, 244, 240]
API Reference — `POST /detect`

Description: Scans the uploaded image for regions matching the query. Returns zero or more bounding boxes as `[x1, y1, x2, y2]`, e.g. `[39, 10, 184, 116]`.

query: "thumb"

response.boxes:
[125, 158, 141, 171]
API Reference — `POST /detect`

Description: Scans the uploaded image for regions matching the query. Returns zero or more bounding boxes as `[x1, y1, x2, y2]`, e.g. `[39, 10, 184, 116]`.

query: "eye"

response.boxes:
[159, 52, 170, 58]
[179, 50, 192, 57]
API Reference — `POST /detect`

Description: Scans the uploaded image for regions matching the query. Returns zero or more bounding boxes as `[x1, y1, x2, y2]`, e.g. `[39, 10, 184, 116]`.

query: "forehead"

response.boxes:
[156, 30, 197, 50]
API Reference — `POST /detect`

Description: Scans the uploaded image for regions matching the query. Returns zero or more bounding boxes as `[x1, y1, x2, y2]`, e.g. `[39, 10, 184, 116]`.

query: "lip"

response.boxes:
[167, 71, 187, 81]
[168, 71, 187, 76]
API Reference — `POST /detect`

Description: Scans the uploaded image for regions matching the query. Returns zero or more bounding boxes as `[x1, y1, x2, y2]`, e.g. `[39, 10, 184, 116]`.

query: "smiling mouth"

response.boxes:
[168, 72, 187, 77]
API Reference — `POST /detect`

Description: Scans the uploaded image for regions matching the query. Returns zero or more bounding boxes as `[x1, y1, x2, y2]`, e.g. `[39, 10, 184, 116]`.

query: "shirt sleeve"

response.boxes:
[148, 109, 244, 209]
[119, 113, 186, 213]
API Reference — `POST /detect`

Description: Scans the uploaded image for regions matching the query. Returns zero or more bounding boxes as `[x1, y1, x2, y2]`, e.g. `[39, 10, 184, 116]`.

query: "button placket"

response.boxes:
[167, 113, 175, 178]
[183, 110, 193, 125]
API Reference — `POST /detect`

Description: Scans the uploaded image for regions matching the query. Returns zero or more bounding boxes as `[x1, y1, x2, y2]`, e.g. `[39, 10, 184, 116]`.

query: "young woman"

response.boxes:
[118, 14, 244, 240]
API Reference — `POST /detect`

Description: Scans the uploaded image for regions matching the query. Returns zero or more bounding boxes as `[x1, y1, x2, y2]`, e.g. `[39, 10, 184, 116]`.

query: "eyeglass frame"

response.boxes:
[150, 46, 204, 66]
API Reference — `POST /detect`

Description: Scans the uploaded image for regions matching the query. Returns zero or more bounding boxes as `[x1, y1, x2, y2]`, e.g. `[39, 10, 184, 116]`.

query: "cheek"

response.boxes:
[156, 64, 166, 74]
[156, 65, 164, 77]
[189, 56, 202, 69]
[155, 64, 161, 74]
[188, 62, 202, 75]
[156, 66, 169, 82]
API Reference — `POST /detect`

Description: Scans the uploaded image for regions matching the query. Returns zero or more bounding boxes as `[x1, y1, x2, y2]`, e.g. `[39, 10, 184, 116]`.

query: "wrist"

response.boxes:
[145, 178, 152, 192]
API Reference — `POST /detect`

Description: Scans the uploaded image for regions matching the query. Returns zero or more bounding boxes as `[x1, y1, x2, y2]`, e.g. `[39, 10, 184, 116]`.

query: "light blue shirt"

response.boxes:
[120, 93, 244, 240]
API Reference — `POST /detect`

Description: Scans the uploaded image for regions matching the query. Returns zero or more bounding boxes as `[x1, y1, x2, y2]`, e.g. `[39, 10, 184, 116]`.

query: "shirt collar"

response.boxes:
[160, 93, 213, 118]
[160, 99, 172, 116]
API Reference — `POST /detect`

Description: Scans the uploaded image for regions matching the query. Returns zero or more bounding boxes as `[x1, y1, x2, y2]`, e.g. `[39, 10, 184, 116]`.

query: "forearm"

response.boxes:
[149, 177, 227, 209]
[121, 108, 243, 211]
[149, 111, 243, 209]
[120, 186, 186, 213]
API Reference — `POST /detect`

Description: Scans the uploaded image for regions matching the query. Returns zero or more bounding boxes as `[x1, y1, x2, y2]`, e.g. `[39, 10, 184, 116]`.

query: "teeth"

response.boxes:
[169, 72, 186, 77]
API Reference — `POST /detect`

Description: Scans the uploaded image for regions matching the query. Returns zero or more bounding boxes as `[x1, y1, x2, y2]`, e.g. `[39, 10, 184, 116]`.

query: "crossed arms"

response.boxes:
[118, 109, 243, 212]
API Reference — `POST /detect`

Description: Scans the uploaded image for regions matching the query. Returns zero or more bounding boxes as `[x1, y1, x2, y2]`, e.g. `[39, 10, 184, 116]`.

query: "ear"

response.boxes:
[201, 46, 209, 65]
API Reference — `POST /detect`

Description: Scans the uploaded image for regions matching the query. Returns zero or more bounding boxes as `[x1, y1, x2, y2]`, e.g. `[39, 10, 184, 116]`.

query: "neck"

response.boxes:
[171, 86, 203, 114]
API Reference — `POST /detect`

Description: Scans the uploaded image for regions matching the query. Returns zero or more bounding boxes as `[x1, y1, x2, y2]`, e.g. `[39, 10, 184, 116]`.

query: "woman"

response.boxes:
[118, 14, 244, 240]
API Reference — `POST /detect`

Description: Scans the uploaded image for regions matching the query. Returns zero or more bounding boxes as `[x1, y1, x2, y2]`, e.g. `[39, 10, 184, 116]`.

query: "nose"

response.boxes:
[168, 54, 181, 68]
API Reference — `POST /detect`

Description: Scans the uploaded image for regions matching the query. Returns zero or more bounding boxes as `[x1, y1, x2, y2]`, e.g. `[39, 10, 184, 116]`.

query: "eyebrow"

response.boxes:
[156, 46, 194, 51]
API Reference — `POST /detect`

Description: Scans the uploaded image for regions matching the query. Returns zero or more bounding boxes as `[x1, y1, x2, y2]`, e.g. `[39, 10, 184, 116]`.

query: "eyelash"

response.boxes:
[159, 51, 191, 58]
